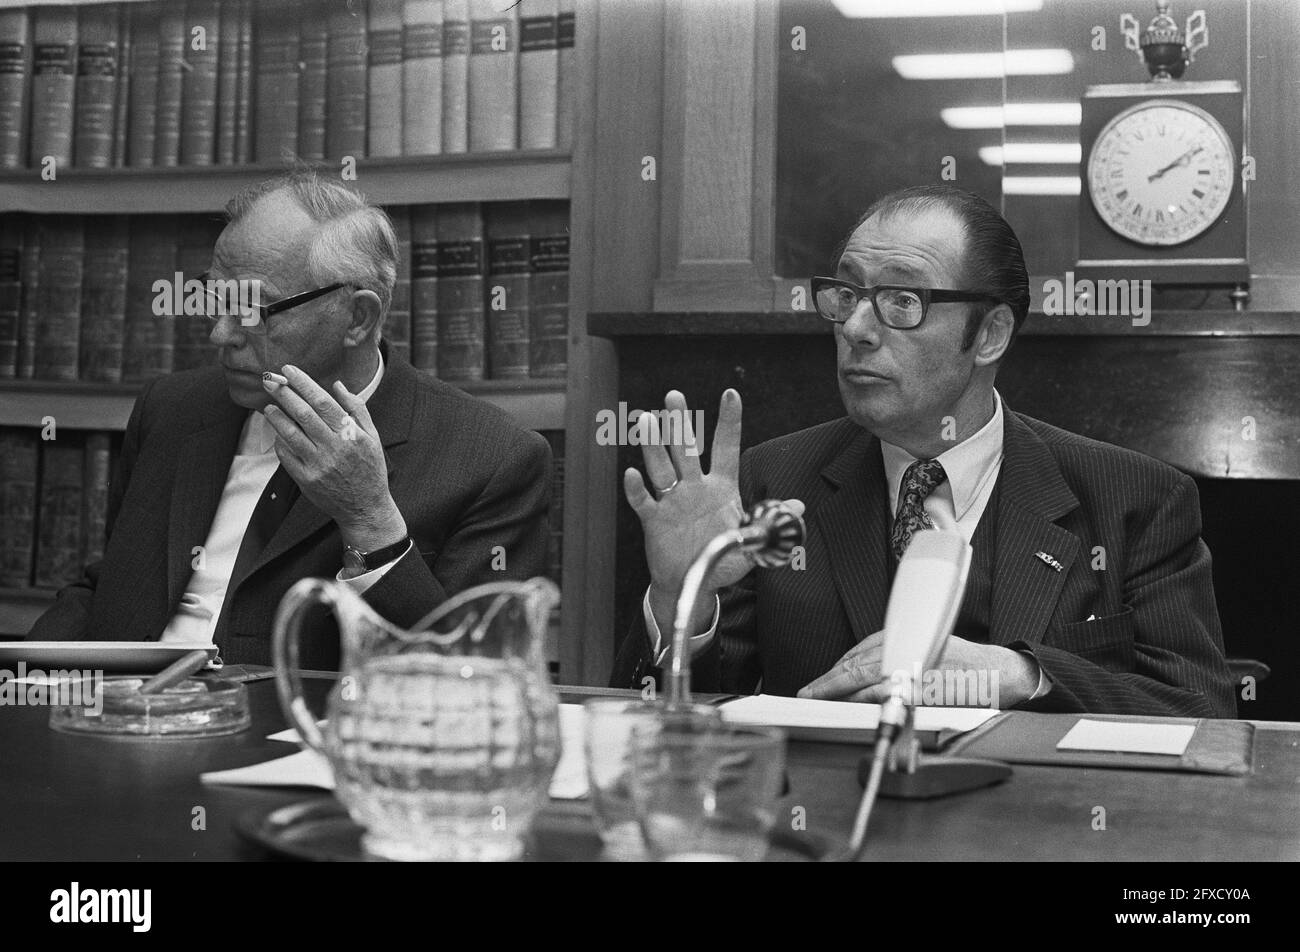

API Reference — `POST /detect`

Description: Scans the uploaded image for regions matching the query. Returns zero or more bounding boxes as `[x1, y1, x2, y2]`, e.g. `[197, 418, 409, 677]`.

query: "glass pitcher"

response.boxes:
[272, 577, 561, 862]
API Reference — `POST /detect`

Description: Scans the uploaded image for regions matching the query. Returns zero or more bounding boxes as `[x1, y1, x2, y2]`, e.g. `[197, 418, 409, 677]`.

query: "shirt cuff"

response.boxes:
[336, 540, 414, 595]
[1018, 649, 1052, 701]
[645, 587, 721, 667]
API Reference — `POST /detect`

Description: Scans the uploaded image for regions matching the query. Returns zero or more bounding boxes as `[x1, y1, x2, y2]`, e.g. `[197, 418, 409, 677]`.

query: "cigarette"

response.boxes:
[262, 371, 289, 387]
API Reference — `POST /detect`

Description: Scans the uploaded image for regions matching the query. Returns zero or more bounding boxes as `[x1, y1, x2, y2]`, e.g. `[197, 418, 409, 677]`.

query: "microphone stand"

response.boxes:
[666, 501, 805, 708]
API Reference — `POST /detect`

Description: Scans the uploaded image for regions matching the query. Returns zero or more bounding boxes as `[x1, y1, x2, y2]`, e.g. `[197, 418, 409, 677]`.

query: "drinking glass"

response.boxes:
[583, 698, 721, 861]
[629, 724, 786, 862]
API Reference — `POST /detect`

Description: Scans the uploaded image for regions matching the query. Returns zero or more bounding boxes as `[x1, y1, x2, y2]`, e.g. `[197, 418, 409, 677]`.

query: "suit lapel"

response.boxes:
[166, 381, 246, 610]
[817, 428, 891, 644]
[989, 410, 1081, 647]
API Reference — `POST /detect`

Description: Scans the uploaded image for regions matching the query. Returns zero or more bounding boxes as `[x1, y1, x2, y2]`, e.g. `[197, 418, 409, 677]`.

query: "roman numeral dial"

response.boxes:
[1087, 99, 1235, 247]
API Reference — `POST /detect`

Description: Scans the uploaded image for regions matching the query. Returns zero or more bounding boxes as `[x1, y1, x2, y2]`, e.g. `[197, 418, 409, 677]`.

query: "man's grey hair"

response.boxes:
[224, 169, 398, 325]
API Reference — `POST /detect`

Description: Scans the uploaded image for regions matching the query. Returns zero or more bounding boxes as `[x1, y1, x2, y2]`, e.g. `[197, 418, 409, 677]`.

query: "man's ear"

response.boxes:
[342, 289, 384, 347]
[972, 303, 1015, 367]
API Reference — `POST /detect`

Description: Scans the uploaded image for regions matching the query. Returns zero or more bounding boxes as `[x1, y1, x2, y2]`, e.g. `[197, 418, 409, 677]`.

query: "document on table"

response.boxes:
[720, 693, 999, 744]
[201, 704, 591, 799]
[1056, 718, 1196, 756]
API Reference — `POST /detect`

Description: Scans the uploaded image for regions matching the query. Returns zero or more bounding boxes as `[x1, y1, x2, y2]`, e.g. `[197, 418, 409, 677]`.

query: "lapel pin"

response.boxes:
[1033, 551, 1064, 573]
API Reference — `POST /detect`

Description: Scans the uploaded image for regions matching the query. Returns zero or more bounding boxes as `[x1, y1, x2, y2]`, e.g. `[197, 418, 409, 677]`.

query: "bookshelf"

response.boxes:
[0, 150, 572, 214]
[0, 378, 567, 432]
[0, 0, 584, 659]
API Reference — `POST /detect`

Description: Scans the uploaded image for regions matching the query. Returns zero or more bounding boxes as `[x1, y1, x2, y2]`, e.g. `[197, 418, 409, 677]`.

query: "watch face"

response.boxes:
[1087, 99, 1236, 247]
[342, 548, 366, 574]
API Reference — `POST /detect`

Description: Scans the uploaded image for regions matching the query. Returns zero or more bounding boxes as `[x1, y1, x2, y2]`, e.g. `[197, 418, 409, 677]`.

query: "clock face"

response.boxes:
[1087, 99, 1236, 247]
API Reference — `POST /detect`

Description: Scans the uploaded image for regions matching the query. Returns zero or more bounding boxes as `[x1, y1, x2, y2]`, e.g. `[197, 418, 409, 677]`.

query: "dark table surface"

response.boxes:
[2, 677, 1297, 861]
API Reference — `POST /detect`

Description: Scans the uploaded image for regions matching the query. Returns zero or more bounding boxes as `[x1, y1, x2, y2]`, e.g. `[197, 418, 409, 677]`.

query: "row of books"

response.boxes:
[0, 425, 565, 592]
[0, 429, 113, 590]
[0, 199, 570, 383]
[0, 0, 576, 171]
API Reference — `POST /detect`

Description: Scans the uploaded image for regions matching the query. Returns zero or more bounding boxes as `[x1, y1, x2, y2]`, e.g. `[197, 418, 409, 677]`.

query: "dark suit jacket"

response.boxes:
[28, 348, 552, 669]
[613, 408, 1236, 718]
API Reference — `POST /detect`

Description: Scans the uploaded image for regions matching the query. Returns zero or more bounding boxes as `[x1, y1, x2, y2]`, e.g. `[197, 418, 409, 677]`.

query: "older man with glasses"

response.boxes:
[28, 170, 552, 670]
[613, 184, 1234, 718]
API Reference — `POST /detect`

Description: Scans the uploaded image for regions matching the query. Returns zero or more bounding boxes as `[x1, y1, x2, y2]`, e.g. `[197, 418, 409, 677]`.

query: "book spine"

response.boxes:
[326, 4, 368, 160]
[485, 202, 531, 379]
[386, 204, 412, 366]
[556, 0, 574, 151]
[253, 0, 300, 164]
[518, 0, 557, 151]
[0, 214, 20, 378]
[528, 199, 569, 378]
[368, 0, 404, 158]
[111, 5, 130, 167]
[215, 0, 240, 165]
[172, 215, 224, 372]
[180, 0, 220, 166]
[441, 0, 468, 154]
[402, 0, 442, 156]
[467, 0, 516, 153]
[78, 216, 130, 384]
[0, 429, 39, 588]
[410, 203, 439, 373]
[297, 3, 328, 162]
[29, 6, 78, 170]
[153, 4, 186, 167]
[435, 202, 484, 380]
[35, 216, 85, 382]
[122, 215, 177, 384]
[34, 438, 85, 589]
[73, 4, 120, 169]
[232, 0, 252, 164]
[16, 218, 39, 379]
[82, 432, 112, 566]
[0, 9, 31, 169]
[126, 2, 160, 168]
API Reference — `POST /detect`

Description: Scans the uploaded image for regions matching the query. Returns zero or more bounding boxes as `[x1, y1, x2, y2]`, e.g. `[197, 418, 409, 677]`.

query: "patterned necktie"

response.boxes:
[890, 459, 948, 562]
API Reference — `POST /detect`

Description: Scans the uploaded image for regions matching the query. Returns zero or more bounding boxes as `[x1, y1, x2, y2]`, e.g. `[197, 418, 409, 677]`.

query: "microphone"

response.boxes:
[876, 530, 972, 737]
[733, 499, 806, 568]
[666, 500, 806, 706]
[847, 529, 971, 858]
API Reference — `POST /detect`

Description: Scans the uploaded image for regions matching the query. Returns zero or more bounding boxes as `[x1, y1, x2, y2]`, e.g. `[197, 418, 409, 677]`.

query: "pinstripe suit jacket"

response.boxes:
[614, 408, 1236, 718]
[27, 347, 552, 669]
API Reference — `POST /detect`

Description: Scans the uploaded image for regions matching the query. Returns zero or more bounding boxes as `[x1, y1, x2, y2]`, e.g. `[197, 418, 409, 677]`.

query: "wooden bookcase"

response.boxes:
[0, 0, 588, 661]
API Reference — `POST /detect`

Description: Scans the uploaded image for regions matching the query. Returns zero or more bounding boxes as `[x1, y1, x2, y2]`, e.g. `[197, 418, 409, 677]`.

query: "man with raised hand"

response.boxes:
[614, 185, 1234, 718]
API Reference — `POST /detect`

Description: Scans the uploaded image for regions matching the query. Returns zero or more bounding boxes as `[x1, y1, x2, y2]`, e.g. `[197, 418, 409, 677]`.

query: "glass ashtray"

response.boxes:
[48, 676, 251, 738]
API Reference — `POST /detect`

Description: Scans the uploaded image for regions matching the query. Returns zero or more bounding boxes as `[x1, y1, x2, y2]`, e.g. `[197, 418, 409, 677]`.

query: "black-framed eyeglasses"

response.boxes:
[811, 276, 1001, 329]
[196, 273, 352, 333]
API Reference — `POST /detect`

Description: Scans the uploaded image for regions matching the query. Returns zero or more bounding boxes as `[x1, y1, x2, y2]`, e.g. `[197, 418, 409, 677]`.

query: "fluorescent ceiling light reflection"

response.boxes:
[1002, 176, 1081, 195]
[980, 143, 1081, 165]
[893, 49, 1074, 80]
[941, 103, 1082, 129]
[834, 0, 1043, 16]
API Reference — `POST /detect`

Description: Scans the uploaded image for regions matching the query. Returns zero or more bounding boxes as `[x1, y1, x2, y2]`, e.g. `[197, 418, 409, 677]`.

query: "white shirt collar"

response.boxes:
[241, 350, 386, 456]
[880, 390, 1005, 521]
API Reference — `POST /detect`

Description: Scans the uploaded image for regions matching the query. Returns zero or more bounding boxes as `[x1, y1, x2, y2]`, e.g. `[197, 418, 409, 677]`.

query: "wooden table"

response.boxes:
[1, 679, 1296, 861]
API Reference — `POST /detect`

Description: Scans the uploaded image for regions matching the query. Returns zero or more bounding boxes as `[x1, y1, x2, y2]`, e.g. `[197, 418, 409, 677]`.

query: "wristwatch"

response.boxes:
[342, 536, 411, 575]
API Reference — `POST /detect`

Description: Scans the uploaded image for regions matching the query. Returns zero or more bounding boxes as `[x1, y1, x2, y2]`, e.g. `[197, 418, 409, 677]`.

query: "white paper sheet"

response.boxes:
[205, 704, 591, 799]
[1057, 718, 1195, 756]
[720, 693, 999, 741]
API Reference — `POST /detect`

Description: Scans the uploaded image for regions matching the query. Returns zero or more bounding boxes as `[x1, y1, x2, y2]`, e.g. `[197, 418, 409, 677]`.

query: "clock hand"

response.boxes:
[1147, 146, 1205, 183]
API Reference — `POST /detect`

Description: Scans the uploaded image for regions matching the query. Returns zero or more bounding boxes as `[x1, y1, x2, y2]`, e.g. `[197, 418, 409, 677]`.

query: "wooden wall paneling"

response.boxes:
[654, 0, 778, 312]
[1245, 0, 1300, 311]
[563, 0, 668, 685]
